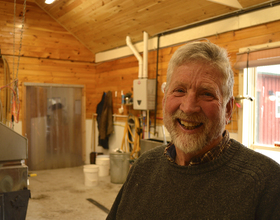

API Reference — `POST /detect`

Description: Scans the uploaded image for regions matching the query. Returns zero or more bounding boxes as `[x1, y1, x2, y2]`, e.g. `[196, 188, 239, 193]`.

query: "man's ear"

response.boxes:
[225, 97, 234, 124]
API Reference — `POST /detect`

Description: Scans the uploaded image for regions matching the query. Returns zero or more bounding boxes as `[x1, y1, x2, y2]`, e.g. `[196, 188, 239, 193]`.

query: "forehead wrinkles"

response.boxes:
[171, 67, 221, 90]
[199, 82, 220, 94]
[165, 63, 225, 99]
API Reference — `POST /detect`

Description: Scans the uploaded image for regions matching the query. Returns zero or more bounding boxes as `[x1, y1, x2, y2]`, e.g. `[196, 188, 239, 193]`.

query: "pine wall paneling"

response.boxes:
[1, 0, 280, 136]
[96, 20, 280, 133]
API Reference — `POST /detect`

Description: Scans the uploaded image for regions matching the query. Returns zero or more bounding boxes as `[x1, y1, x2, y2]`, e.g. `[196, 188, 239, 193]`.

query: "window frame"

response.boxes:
[276, 91, 280, 118]
[241, 67, 280, 153]
[238, 42, 280, 154]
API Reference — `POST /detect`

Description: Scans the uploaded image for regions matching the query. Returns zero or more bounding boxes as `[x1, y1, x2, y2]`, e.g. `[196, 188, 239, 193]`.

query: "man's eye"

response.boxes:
[172, 89, 185, 96]
[204, 92, 213, 97]
[202, 92, 216, 100]
[174, 89, 184, 93]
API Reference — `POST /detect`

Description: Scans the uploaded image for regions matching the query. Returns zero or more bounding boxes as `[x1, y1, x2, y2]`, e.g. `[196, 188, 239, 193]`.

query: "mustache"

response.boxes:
[171, 110, 208, 123]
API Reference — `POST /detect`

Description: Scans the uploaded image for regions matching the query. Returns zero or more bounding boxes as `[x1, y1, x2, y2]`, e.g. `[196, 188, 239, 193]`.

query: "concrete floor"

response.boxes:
[26, 166, 122, 220]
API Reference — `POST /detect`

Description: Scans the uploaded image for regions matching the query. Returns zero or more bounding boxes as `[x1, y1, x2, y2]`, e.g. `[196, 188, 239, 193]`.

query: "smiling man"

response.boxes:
[107, 42, 280, 220]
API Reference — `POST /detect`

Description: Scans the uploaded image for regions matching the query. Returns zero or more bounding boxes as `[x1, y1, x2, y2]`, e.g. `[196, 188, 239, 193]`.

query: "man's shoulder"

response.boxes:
[229, 139, 280, 174]
[127, 145, 167, 177]
[140, 144, 166, 157]
[135, 145, 166, 164]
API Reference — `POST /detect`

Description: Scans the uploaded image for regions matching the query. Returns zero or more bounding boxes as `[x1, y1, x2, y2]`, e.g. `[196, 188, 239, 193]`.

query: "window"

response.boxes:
[242, 65, 280, 164]
[235, 43, 280, 163]
[254, 65, 280, 146]
[276, 91, 280, 118]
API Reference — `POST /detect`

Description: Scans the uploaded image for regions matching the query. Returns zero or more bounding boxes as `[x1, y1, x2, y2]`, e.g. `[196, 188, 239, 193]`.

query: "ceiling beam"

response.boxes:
[207, 0, 243, 9]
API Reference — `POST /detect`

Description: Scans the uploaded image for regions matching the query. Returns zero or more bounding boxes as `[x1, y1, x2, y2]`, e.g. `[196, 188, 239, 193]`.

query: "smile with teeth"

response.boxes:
[178, 119, 202, 130]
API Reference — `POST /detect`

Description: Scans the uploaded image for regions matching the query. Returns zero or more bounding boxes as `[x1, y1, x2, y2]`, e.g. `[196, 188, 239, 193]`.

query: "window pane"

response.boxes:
[255, 65, 280, 146]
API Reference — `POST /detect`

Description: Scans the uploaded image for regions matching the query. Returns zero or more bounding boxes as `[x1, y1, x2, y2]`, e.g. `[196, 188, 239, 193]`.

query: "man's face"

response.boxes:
[162, 62, 232, 154]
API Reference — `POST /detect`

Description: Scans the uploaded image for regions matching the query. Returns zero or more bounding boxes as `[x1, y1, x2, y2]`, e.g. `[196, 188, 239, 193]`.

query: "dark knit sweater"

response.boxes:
[107, 139, 280, 220]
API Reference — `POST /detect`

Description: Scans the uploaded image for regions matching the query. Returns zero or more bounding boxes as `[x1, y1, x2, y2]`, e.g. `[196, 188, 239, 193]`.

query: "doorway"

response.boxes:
[24, 83, 85, 170]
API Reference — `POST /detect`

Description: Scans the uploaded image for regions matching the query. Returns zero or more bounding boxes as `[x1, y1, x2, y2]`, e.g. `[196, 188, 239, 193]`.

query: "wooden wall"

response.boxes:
[0, 0, 94, 62]
[93, 20, 280, 133]
[1, 0, 280, 134]
[0, 0, 95, 123]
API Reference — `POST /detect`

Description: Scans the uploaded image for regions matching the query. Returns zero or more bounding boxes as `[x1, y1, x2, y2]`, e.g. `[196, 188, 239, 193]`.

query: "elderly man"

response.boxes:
[107, 42, 280, 219]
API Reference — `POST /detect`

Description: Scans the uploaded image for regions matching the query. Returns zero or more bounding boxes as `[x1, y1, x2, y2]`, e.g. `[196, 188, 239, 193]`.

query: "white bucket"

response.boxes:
[96, 155, 110, 177]
[83, 165, 99, 186]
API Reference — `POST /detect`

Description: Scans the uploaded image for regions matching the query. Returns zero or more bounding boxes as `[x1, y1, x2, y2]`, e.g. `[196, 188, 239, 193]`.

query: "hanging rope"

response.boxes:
[0, 0, 25, 127]
[10, 0, 26, 127]
[13, 0, 26, 80]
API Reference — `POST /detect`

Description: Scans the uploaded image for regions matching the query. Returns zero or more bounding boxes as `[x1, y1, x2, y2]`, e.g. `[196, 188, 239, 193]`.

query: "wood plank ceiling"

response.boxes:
[34, 0, 279, 55]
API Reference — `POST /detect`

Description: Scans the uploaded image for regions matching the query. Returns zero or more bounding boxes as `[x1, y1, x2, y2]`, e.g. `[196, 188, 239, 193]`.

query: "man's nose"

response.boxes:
[179, 93, 200, 113]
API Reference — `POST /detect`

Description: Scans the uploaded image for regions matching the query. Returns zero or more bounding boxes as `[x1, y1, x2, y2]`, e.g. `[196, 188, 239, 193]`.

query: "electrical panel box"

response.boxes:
[133, 79, 156, 110]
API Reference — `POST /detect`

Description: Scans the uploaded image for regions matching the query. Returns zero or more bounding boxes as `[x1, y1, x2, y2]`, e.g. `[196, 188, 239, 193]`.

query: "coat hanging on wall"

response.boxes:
[96, 91, 114, 149]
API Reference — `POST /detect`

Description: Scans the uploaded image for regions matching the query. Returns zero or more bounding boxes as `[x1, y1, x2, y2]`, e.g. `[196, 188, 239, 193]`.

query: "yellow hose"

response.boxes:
[120, 115, 141, 159]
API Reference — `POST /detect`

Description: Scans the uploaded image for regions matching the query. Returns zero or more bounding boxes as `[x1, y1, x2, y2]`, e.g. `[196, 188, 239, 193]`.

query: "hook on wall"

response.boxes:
[235, 95, 255, 103]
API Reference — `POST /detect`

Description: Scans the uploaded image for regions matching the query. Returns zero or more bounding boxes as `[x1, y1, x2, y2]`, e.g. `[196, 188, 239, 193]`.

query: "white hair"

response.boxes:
[165, 42, 234, 104]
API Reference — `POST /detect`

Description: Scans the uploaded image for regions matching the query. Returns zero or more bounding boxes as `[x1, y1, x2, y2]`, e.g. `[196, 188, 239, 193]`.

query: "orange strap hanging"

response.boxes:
[11, 93, 20, 123]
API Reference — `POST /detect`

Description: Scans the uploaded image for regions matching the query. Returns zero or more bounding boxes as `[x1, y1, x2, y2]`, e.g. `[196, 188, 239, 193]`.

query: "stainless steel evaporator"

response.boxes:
[0, 122, 30, 220]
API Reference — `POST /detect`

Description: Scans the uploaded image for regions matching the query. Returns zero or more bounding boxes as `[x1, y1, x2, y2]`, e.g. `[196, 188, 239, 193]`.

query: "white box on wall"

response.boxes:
[133, 79, 156, 110]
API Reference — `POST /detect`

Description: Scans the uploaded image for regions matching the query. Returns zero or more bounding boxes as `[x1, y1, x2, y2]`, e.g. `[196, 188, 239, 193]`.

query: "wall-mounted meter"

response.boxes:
[133, 79, 156, 110]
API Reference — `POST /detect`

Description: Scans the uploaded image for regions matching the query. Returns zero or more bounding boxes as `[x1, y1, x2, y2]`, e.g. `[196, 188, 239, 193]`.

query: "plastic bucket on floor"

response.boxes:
[109, 152, 130, 184]
[96, 155, 110, 177]
[83, 164, 99, 186]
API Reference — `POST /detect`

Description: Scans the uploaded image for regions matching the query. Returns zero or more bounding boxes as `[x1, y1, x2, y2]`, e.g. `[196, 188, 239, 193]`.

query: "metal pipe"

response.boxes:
[154, 34, 160, 136]
[143, 31, 148, 79]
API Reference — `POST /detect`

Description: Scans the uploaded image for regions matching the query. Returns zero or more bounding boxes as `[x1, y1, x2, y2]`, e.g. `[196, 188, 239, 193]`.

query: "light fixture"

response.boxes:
[207, 0, 243, 9]
[268, 90, 276, 101]
[45, 0, 55, 4]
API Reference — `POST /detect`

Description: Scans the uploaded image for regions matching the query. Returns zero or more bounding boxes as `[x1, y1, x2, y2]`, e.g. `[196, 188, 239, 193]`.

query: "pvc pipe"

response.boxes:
[143, 31, 148, 79]
[126, 36, 143, 78]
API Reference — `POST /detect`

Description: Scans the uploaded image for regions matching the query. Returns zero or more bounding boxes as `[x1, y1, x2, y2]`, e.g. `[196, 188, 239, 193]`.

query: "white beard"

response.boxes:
[163, 105, 225, 154]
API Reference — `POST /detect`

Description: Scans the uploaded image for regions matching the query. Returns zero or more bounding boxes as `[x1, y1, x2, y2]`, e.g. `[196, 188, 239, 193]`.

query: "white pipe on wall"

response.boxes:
[143, 31, 148, 79]
[126, 36, 143, 78]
